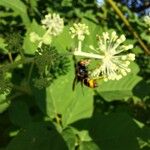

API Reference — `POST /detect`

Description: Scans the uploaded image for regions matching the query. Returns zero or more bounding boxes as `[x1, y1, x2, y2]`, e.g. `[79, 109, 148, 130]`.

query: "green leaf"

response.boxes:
[61, 0, 72, 7]
[34, 59, 94, 127]
[133, 80, 150, 99]
[0, 93, 10, 113]
[82, 19, 103, 51]
[29, 0, 38, 9]
[62, 127, 76, 150]
[8, 100, 32, 127]
[79, 141, 100, 150]
[23, 20, 45, 54]
[6, 122, 68, 150]
[0, 0, 30, 28]
[78, 130, 92, 142]
[73, 113, 140, 150]
[138, 126, 150, 149]
[0, 37, 8, 54]
[97, 62, 142, 101]
[141, 32, 150, 44]
[52, 26, 73, 53]
[91, 113, 140, 150]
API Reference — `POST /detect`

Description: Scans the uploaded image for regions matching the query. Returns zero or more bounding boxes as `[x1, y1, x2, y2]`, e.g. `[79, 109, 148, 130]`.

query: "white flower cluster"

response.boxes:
[90, 31, 135, 81]
[70, 23, 90, 41]
[41, 13, 64, 36]
[69, 24, 135, 81]
[30, 13, 64, 48]
[143, 15, 150, 31]
[91, 31, 135, 81]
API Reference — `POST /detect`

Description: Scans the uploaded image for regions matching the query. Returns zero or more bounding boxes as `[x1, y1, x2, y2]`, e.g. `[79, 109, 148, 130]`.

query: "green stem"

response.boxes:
[107, 0, 150, 55]
[12, 84, 32, 95]
[27, 62, 34, 83]
[38, 28, 52, 48]
[7, 92, 23, 101]
[77, 41, 82, 51]
[8, 52, 13, 63]
[19, 49, 25, 60]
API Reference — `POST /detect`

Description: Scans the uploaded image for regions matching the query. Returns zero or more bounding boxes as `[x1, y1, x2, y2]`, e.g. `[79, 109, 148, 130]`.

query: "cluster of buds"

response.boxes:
[30, 13, 64, 50]
[70, 23, 135, 81]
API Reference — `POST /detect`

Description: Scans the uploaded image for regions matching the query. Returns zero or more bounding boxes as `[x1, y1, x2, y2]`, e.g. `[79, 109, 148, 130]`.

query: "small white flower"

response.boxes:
[69, 23, 90, 41]
[29, 32, 41, 43]
[41, 13, 64, 36]
[90, 31, 135, 81]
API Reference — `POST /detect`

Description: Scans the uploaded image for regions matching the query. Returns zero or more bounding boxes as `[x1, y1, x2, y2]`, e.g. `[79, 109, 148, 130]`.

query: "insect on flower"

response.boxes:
[72, 57, 98, 91]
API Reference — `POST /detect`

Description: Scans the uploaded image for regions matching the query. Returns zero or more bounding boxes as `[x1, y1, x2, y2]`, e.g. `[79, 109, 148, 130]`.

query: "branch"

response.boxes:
[0, 58, 34, 71]
[107, 0, 150, 55]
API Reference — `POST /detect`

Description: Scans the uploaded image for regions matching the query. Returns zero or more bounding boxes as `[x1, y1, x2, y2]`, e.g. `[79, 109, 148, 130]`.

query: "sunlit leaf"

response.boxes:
[52, 26, 73, 53]
[82, 18, 103, 51]
[34, 59, 94, 127]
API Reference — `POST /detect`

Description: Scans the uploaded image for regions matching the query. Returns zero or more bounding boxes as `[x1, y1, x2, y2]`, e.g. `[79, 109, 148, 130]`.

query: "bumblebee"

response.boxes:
[72, 59, 97, 90]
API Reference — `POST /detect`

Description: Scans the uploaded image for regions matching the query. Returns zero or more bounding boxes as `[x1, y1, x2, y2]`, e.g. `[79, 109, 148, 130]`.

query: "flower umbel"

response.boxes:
[41, 13, 64, 36]
[90, 31, 135, 81]
[69, 23, 90, 41]
[30, 13, 64, 52]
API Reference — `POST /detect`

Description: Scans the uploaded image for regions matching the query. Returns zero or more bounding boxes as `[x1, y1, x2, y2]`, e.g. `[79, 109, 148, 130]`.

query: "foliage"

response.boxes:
[0, 0, 150, 150]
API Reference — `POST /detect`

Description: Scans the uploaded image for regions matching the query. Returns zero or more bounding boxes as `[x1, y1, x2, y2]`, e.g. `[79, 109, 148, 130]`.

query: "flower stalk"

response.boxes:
[73, 49, 103, 59]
